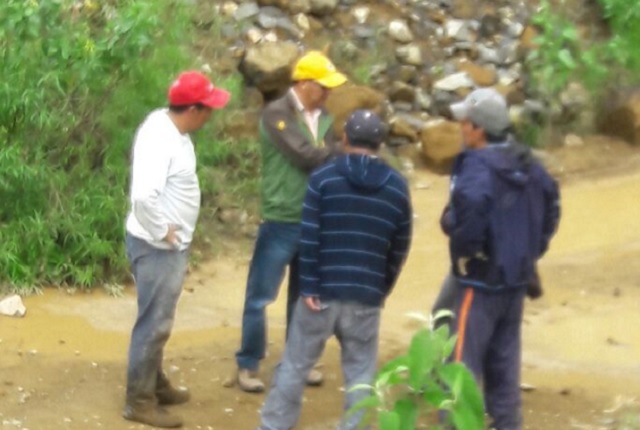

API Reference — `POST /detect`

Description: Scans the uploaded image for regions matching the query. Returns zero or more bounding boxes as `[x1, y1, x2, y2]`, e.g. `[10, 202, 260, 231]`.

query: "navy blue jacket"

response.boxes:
[444, 141, 560, 290]
[299, 154, 412, 306]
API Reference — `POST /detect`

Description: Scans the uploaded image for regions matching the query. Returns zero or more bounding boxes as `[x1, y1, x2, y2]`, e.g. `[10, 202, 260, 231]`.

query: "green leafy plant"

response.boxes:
[524, 0, 640, 143]
[597, 0, 640, 75]
[0, 0, 198, 291]
[349, 311, 485, 430]
[526, 0, 610, 102]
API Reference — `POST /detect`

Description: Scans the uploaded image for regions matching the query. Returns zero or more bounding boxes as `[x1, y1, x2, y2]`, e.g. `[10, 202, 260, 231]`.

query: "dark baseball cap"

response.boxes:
[344, 109, 386, 148]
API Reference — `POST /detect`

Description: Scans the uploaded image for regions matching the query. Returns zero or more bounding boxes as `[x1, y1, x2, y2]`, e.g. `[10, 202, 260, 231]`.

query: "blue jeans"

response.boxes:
[258, 299, 381, 430]
[125, 234, 189, 402]
[236, 222, 301, 371]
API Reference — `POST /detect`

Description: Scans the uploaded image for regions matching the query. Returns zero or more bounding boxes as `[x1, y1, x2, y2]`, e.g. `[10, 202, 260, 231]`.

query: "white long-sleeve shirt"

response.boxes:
[125, 109, 201, 250]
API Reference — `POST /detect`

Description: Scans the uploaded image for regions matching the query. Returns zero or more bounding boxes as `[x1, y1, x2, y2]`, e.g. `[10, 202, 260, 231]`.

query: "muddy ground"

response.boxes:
[1, 138, 640, 430]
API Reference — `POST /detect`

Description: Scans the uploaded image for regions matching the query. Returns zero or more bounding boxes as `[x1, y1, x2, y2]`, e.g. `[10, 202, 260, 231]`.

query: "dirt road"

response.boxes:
[1, 148, 640, 430]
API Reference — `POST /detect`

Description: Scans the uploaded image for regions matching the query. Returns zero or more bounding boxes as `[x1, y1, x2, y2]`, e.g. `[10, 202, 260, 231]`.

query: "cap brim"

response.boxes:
[201, 88, 231, 109]
[316, 72, 347, 89]
[449, 101, 469, 121]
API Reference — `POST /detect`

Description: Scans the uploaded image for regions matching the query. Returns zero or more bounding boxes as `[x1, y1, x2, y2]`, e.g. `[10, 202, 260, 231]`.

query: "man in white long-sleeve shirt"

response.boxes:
[123, 71, 229, 429]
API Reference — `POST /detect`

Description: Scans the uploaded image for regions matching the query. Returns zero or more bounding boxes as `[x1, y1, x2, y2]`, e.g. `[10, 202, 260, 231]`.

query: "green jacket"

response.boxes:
[260, 91, 340, 222]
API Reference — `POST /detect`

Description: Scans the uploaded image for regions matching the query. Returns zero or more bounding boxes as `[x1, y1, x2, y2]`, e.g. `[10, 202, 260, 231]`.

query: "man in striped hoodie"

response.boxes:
[257, 110, 412, 430]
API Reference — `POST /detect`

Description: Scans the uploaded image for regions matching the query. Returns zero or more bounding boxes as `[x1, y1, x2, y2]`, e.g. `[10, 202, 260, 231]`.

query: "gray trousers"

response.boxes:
[125, 234, 189, 403]
[258, 299, 381, 430]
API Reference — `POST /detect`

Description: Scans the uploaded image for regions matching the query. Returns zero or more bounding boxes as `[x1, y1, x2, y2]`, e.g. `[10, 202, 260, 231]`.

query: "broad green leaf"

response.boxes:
[378, 410, 400, 430]
[557, 49, 577, 69]
[408, 329, 438, 389]
[442, 334, 458, 359]
[439, 365, 484, 430]
[378, 356, 409, 376]
[561, 26, 578, 41]
[422, 383, 449, 408]
[394, 398, 419, 430]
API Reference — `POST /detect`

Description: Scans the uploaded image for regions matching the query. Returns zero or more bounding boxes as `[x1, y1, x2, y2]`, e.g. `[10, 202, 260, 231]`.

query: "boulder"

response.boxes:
[450, 0, 478, 19]
[457, 60, 497, 86]
[0, 295, 26, 318]
[420, 119, 462, 172]
[519, 25, 539, 50]
[309, 0, 339, 16]
[389, 114, 420, 142]
[325, 84, 385, 135]
[598, 88, 640, 146]
[388, 19, 414, 44]
[238, 41, 301, 101]
[289, 0, 311, 14]
[388, 81, 416, 105]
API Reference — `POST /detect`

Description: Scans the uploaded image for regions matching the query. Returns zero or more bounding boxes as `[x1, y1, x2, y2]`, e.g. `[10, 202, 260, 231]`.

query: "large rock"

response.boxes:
[450, 0, 478, 19]
[598, 88, 640, 146]
[309, 0, 339, 15]
[420, 119, 462, 172]
[457, 60, 497, 86]
[0, 295, 26, 317]
[325, 85, 385, 135]
[238, 41, 301, 101]
[388, 19, 414, 44]
[289, 0, 311, 14]
[389, 114, 421, 142]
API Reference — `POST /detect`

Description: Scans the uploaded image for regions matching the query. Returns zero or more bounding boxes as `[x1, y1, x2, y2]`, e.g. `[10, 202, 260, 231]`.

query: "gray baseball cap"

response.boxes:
[344, 109, 386, 148]
[450, 88, 510, 136]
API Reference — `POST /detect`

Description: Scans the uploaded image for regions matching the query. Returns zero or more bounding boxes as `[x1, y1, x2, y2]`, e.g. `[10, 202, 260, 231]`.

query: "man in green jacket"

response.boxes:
[235, 51, 347, 393]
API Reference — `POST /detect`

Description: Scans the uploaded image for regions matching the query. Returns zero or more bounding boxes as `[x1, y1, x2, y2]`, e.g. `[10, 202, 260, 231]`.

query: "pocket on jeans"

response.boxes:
[350, 306, 380, 343]
[297, 301, 330, 337]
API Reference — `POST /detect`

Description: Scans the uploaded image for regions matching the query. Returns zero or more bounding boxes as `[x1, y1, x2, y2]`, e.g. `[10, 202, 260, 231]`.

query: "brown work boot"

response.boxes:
[237, 368, 265, 393]
[156, 384, 190, 406]
[122, 401, 183, 428]
[306, 367, 324, 387]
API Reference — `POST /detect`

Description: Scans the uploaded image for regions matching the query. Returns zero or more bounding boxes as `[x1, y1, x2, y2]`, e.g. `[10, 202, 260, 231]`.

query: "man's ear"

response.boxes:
[341, 133, 349, 149]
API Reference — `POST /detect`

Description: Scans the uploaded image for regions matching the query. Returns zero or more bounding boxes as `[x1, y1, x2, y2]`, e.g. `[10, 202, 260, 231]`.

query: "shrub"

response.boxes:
[524, 0, 640, 144]
[0, 0, 197, 290]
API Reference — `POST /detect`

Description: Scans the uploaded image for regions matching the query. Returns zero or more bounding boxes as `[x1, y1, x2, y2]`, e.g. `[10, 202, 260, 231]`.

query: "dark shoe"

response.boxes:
[237, 368, 265, 393]
[156, 385, 190, 406]
[122, 403, 183, 428]
[306, 368, 323, 387]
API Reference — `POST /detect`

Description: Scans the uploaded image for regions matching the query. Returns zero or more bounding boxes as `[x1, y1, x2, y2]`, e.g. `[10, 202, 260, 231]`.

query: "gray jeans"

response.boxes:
[125, 234, 189, 403]
[259, 299, 381, 430]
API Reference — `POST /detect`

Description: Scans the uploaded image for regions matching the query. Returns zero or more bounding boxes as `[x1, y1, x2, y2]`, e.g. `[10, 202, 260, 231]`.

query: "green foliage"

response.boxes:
[196, 71, 261, 211]
[349, 313, 485, 430]
[0, 0, 197, 290]
[527, 0, 640, 106]
[523, 0, 640, 145]
[597, 0, 640, 73]
[527, 0, 606, 101]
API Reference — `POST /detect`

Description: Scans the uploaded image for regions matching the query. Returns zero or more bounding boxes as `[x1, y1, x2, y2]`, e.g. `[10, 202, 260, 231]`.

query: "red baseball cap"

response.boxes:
[168, 71, 230, 109]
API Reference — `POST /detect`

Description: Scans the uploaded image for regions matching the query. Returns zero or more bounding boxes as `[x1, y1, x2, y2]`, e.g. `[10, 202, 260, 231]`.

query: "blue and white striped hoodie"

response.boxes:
[299, 154, 412, 307]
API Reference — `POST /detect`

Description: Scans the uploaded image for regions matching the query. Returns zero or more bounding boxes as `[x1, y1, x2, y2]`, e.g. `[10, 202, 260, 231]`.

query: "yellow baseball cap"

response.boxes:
[291, 51, 347, 88]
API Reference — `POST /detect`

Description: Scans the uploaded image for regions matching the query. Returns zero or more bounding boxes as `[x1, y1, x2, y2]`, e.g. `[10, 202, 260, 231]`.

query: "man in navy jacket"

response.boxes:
[446, 88, 560, 430]
[257, 110, 412, 430]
